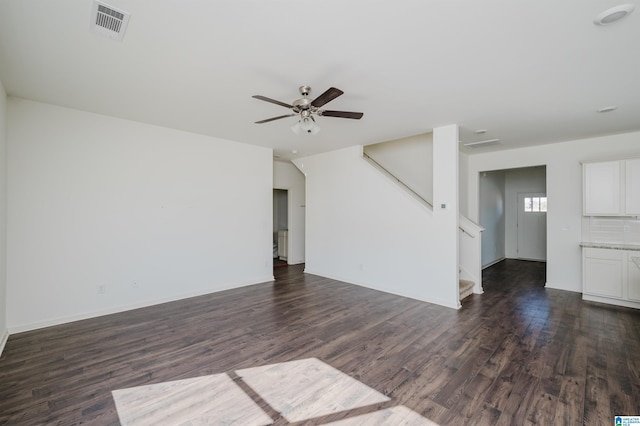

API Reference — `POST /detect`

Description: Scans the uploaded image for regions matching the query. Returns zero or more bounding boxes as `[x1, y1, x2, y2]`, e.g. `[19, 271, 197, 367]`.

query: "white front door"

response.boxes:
[517, 192, 547, 261]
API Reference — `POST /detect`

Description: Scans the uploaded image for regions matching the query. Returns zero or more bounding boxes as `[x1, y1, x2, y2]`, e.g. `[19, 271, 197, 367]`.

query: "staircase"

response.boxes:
[459, 215, 484, 304]
[363, 137, 484, 307]
[459, 279, 474, 302]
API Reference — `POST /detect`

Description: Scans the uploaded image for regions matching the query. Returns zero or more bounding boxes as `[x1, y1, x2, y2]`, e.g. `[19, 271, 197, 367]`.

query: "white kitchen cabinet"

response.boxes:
[628, 253, 640, 301]
[626, 158, 640, 215]
[583, 158, 640, 216]
[583, 161, 622, 215]
[582, 246, 640, 309]
[583, 247, 624, 298]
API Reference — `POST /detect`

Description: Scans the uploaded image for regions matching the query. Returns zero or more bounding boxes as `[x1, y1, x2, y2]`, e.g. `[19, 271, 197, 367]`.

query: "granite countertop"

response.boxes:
[580, 242, 640, 251]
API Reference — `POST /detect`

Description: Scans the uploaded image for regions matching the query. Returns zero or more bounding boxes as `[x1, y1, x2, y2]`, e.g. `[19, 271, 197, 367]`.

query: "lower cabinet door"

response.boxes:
[584, 249, 624, 298]
[628, 254, 640, 301]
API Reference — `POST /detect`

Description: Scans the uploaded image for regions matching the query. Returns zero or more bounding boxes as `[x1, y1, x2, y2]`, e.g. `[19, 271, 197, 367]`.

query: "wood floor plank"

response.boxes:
[1, 260, 639, 425]
[583, 364, 612, 425]
[554, 376, 586, 425]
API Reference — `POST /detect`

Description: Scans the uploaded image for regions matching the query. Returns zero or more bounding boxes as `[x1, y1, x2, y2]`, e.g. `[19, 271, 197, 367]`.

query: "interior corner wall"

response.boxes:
[467, 131, 640, 293]
[6, 98, 273, 332]
[0, 80, 8, 353]
[479, 170, 506, 267]
[294, 142, 458, 309]
[273, 161, 305, 265]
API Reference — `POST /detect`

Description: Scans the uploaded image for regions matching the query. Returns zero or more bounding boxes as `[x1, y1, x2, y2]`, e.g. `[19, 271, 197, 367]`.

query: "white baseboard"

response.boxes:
[544, 282, 581, 293]
[582, 294, 640, 310]
[482, 257, 505, 269]
[0, 328, 8, 357]
[9, 275, 274, 334]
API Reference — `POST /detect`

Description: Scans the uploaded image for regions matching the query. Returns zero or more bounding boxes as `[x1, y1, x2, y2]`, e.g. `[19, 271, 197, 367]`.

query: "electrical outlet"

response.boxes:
[132, 281, 139, 289]
[97, 284, 106, 294]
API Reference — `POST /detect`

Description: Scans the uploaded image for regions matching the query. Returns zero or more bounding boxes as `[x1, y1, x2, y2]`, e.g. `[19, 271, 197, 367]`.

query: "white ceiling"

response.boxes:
[1, 0, 639, 161]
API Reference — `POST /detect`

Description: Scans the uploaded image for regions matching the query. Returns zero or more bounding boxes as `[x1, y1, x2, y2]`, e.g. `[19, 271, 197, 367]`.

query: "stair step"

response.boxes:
[459, 279, 474, 302]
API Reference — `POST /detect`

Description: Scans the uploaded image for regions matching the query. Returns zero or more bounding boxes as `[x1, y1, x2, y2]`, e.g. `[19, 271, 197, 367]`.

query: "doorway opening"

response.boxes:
[273, 189, 288, 268]
[479, 165, 547, 278]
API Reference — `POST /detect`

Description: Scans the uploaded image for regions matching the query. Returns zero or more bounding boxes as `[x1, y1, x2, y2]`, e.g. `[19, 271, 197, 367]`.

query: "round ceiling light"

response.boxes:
[594, 4, 635, 25]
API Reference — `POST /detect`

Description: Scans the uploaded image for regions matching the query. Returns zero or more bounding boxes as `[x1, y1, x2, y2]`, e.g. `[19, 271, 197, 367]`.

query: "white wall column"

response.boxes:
[433, 124, 460, 307]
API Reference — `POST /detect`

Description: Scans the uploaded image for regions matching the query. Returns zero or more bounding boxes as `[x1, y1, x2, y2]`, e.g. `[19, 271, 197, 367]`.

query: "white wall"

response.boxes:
[7, 98, 273, 332]
[459, 152, 469, 215]
[364, 133, 433, 203]
[479, 170, 506, 267]
[504, 166, 546, 258]
[0, 80, 7, 353]
[294, 125, 459, 309]
[467, 132, 640, 293]
[273, 161, 305, 265]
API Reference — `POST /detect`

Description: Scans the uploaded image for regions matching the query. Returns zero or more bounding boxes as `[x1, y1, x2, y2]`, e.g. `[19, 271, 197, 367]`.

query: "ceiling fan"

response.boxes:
[252, 86, 364, 134]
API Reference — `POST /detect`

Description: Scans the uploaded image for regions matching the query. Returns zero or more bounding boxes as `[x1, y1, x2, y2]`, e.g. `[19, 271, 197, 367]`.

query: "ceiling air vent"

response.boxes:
[91, 1, 130, 41]
[462, 139, 501, 149]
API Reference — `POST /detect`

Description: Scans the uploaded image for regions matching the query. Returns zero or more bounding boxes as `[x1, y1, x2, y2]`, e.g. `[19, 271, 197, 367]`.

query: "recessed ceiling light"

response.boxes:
[475, 129, 488, 134]
[291, 150, 298, 154]
[597, 106, 618, 113]
[594, 4, 635, 25]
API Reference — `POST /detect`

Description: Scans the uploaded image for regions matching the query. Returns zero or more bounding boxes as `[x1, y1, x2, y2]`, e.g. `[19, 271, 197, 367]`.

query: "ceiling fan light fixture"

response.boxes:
[300, 117, 314, 131]
[291, 117, 320, 135]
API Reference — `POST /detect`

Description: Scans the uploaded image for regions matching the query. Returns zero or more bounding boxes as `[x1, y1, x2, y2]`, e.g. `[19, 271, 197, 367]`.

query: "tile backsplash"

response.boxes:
[582, 216, 640, 245]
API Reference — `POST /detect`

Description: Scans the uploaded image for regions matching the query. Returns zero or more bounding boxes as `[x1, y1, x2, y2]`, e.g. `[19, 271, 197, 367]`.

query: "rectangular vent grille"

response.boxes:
[97, 5, 124, 33]
[462, 139, 501, 149]
[91, 1, 130, 41]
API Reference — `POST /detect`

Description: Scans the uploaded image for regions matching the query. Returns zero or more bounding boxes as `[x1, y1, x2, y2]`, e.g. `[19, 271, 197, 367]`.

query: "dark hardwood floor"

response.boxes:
[1, 259, 639, 425]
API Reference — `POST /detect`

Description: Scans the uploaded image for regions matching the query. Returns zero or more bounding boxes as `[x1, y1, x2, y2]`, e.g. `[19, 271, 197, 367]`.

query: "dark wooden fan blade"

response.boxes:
[311, 87, 344, 108]
[320, 110, 364, 119]
[252, 95, 293, 109]
[255, 114, 295, 124]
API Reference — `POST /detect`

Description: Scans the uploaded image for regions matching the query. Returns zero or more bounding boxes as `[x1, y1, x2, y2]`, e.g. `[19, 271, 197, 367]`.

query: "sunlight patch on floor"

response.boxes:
[112, 358, 439, 425]
[236, 358, 390, 422]
[112, 373, 272, 425]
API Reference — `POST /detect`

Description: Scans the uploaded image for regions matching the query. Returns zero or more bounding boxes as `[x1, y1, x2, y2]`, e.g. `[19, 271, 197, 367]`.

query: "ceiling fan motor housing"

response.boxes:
[292, 98, 313, 113]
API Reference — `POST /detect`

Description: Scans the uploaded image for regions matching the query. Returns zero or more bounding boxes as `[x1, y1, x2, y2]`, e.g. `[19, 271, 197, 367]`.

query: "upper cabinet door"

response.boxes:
[626, 158, 640, 215]
[584, 161, 623, 215]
